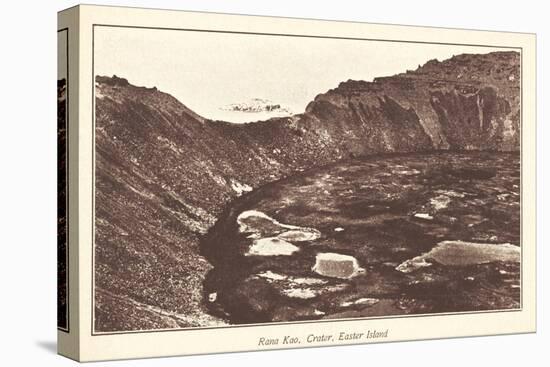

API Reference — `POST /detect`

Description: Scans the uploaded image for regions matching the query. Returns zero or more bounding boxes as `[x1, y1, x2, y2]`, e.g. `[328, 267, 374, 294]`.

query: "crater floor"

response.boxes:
[201, 152, 520, 324]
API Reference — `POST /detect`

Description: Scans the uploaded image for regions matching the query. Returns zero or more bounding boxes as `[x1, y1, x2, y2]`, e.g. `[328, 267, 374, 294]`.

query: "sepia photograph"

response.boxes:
[92, 25, 522, 333]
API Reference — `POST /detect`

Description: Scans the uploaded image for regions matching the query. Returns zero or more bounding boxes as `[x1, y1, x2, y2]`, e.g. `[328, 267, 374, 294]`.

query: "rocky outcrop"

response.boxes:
[303, 51, 520, 152]
[93, 51, 520, 331]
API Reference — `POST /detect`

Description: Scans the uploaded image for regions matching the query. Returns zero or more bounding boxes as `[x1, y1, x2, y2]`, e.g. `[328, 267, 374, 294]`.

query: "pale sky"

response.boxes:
[94, 26, 511, 122]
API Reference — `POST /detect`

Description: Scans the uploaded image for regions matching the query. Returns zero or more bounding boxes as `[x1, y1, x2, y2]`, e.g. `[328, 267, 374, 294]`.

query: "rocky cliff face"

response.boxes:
[303, 51, 520, 152]
[94, 51, 520, 331]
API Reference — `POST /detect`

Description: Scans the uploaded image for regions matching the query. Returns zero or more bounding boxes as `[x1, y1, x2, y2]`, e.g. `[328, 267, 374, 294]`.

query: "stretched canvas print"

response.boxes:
[58, 5, 536, 361]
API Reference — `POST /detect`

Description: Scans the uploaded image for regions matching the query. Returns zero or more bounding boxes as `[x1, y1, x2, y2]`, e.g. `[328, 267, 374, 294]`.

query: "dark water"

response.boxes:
[201, 152, 520, 324]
